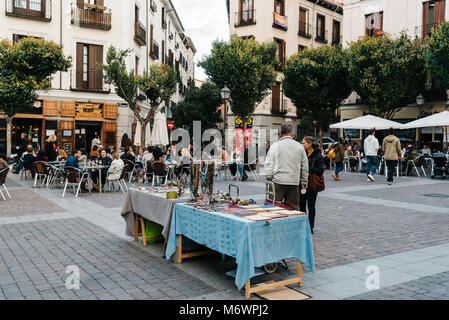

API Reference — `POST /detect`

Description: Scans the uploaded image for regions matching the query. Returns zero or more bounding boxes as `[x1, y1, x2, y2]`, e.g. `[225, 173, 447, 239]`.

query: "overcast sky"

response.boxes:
[171, 0, 230, 81]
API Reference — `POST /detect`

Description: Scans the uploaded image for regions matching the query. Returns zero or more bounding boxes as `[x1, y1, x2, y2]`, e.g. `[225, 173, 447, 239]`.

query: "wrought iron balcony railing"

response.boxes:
[235, 9, 256, 27]
[298, 22, 312, 38]
[271, 98, 288, 114]
[134, 21, 147, 46]
[71, 3, 111, 30]
[315, 28, 328, 44]
[415, 23, 441, 39]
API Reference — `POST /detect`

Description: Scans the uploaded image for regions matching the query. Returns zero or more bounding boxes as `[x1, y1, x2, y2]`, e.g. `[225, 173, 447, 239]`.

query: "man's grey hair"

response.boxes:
[280, 123, 294, 136]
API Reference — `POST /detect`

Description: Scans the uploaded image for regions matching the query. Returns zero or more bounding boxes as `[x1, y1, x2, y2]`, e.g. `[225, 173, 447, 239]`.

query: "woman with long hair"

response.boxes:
[45, 135, 57, 162]
[300, 136, 325, 234]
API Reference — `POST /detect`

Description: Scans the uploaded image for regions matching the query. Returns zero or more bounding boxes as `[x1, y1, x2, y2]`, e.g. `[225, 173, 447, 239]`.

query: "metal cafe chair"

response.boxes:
[152, 162, 168, 187]
[0, 167, 11, 201]
[62, 166, 89, 198]
[106, 166, 128, 193]
[20, 160, 34, 181]
[33, 161, 49, 188]
[406, 156, 426, 177]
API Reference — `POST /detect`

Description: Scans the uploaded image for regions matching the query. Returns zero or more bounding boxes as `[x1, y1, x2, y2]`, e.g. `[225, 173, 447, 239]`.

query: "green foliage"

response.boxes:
[103, 46, 140, 112]
[283, 45, 351, 135]
[346, 33, 427, 119]
[426, 22, 449, 90]
[0, 38, 71, 119]
[171, 82, 222, 134]
[139, 64, 178, 109]
[199, 35, 277, 123]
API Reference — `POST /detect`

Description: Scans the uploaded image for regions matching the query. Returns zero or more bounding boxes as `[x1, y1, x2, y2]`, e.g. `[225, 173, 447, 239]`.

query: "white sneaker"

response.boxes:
[368, 174, 375, 182]
[387, 181, 392, 185]
[367, 179, 371, 182]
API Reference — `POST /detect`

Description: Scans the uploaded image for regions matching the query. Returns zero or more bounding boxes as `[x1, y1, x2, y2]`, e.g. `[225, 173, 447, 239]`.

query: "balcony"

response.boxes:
[332, 33, 342, 45]
[273, 12, 288, 31]
[71, 3, 111, 31]
[5, 0, 51, 21]
[134, 21, 146, 46]
[315, 28, 328, 44]
[415, 23, 441, 39]
[271, 98, 288, 114]
[234, 9, 256, 27]
[298, 22, 312, 38]
[150, 41, 159, 60]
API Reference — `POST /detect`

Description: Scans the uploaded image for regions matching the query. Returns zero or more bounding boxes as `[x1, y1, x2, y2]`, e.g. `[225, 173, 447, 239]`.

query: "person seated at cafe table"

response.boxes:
[421, 145, 432, 156]
[90, 145, 100, 159]
[91, 149, 112, 191]
[120, 147, 136, 163]
[404, 144, 420, 176]
[344, 145, 359, 172]
[107, 152, 124, 183]
[65, 149, 81, 168]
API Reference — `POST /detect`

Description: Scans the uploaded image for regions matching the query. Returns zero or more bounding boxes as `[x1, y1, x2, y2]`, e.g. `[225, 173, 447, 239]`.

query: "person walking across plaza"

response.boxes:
[331, 139, 344, 181]
[364, 129, 380, 182]
[300, 136, 325, 234]
[265, 124, 309, 208]
[382, 128, 402, 185]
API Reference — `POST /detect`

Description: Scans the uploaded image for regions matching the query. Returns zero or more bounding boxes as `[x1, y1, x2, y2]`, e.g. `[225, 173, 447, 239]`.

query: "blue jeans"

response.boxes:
[14, 159, 23, 173]
[366, 156, 379, 176]
[334, 162, 344, 176]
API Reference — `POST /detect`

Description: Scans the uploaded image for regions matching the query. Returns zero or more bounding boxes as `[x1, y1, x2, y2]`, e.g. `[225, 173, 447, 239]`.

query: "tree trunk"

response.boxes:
[242, 119, 248, 163]
[319, 127, 324, 150]
[141, 119, 146, 147]
[6, 117, 12, 158]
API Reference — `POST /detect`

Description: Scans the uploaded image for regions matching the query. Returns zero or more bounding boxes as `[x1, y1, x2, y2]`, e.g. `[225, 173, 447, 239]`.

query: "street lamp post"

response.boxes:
[221, 86, 231, 133]
[416, 94, 425, 147]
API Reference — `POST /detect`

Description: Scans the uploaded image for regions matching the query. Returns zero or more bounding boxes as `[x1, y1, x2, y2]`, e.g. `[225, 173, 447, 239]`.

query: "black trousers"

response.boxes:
[299, 191, 318, 233]
[386, 160, 398, 183]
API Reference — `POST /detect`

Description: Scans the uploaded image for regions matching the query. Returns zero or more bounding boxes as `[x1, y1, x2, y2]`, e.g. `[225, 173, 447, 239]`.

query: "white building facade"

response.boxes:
[0, 0, 195, 155]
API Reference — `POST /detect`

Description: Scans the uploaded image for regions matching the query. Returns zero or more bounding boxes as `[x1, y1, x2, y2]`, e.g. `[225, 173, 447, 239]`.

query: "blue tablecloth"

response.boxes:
[165, 203, 315, 290]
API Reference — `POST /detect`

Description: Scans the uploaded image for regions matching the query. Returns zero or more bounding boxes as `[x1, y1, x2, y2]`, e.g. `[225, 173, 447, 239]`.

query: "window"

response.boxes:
[332, 20, 341, 44]
[76, 43, 103, 91]
[422, 1, 446, 38]
[274, 0, 284, 15]
[298, 7, 309, 36]
[316, 14, 326, 41]
[274, 38, 286, 69]
[135, 56, 139, 75]
[239, 0, 254, 23]
[365, 12, 383, 37]
[14, 0, 42, 11]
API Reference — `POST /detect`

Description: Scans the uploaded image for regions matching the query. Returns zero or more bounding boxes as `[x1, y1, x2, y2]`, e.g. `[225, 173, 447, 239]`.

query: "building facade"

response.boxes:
[226, 0, 343, 137]
[0, 0, 195, 155]
[341, 0, 449, 146]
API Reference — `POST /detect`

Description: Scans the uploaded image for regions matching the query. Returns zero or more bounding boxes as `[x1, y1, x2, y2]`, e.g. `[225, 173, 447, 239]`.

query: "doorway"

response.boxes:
[75, 121, 102, 152]
[12, 118, 43, 151]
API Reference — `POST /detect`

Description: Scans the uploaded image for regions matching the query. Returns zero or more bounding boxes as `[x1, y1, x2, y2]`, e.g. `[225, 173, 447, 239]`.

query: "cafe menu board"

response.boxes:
[64, 143, 71, 154]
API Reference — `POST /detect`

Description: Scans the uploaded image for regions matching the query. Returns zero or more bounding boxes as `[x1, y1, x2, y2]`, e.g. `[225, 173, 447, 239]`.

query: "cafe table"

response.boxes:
[165, 203, 315, 299]
[80, 164, 110, 194]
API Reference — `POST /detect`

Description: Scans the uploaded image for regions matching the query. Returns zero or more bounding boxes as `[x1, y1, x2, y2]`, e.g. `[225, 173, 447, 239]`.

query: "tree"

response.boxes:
[346, 33, 427, 119]
[171, 82, 222, 134]
[426, 22, 449, 90]
[199, 35, 277, 147]
[283, 45, 351, 145]
[138, 64, 177, 145]
[0, 38, 71, 155]
[103, 46, 140, 142]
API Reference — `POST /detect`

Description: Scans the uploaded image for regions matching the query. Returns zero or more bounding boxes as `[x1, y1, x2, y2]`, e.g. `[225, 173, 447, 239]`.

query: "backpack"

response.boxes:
[328, 148, 336, 160]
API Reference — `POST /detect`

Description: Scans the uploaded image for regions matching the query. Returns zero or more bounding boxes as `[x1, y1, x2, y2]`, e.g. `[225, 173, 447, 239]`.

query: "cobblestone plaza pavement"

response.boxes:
[1, 169, 449, 300]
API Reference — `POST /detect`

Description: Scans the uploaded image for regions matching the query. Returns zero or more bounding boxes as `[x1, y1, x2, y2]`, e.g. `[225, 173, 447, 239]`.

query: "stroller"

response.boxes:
[431, 153, 448, 180]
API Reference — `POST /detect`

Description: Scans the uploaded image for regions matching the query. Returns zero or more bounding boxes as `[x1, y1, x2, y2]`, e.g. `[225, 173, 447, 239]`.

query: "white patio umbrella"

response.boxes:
[330, 115, 403, 130]
[144, 122, 152, 146]
[400, 111, 449, 129]
[150, 112, 169, 146]
[134, 121, 142, 146]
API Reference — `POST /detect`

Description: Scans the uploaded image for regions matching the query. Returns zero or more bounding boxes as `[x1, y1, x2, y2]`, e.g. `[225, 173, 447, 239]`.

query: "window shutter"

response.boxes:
[96, 0, 104, 6]
[76, 43, 83, 89]
[422, 2, 429, 38]
[282, 40, 286, 68]
[436, 0, 446, 24]
[88, 45, 96, 90]
[77, 0, 84, 8]
[150, 24, 154, 50]
[96, 45, 103, 90]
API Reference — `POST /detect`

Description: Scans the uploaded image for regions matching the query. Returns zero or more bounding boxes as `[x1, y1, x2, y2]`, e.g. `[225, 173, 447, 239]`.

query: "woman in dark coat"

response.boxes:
[45, 135, 58, 161]
[92, 149, 112, 190]
[300, 136, 325, 234]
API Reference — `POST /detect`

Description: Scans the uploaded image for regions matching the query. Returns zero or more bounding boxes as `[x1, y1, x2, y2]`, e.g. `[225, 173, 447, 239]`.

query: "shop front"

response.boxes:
[1, 99, 118, 157]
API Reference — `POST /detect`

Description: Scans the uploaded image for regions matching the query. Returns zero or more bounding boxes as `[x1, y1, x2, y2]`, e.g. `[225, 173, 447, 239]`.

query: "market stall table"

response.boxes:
[165, 203, 315, 299]
[121, 187, 188, 245]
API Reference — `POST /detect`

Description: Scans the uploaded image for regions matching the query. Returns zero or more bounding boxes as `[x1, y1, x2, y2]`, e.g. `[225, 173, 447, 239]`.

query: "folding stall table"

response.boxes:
[165, 203, 315, 299]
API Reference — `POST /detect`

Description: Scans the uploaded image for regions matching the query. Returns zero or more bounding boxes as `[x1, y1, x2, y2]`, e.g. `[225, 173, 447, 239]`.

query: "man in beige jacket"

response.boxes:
[265, 123, 309, 208]
[382, 128, 402, 185]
